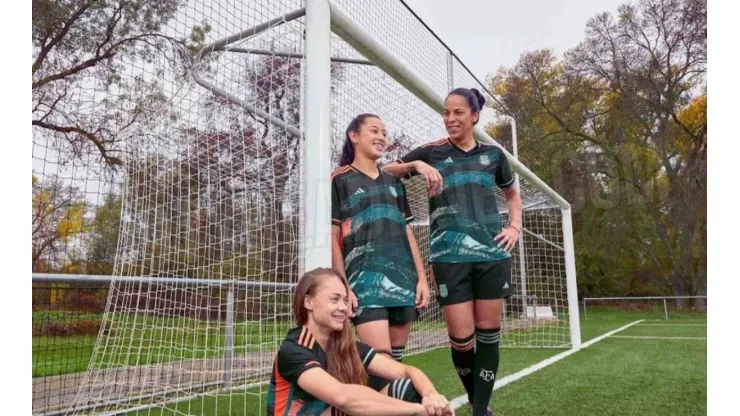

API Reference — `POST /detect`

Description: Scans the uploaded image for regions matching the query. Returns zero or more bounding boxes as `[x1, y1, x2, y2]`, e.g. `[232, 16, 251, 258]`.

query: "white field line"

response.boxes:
[644, 319, 706, 322]
[636, 323, 706, 326]
[611, 335, 707, 340]
[450, 320, 645, 410]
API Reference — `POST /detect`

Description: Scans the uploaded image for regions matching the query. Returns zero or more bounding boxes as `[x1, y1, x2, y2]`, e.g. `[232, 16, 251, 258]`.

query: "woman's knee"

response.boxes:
[387, 378, 421, 403]
[474, 317, 501, 329]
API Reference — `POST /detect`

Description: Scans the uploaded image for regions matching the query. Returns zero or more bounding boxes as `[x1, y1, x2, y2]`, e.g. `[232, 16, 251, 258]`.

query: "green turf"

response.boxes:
[481, 335, 706, 416]
[37, 309, 708, 416]
[32, 335, 97, 377]
[32, 315, 293, 377]
[619, 324, 707, 337]
[124, 347, 564, 416]
[583, 305, 707, 321]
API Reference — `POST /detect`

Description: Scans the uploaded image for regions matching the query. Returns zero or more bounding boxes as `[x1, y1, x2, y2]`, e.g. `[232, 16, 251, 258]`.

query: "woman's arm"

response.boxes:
[384, 161, 443, 195]
[366, 353, 437, 398]
[406, 225, 429, 309]
[495, 186, 523, 252]
[366, 354, 453, 415]
[382, 160, 419, 178]
[331, 225, 347, 279]
[332, 225, 358, 315]
[297, 367, 427, 416]
[504, 186, 522, 230]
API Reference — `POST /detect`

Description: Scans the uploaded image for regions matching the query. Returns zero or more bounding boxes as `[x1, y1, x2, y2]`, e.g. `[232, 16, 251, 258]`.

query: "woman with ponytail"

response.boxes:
[331, 114, 430, 390]
[267, 268, 453, 416]
[384, 88, 523, 416]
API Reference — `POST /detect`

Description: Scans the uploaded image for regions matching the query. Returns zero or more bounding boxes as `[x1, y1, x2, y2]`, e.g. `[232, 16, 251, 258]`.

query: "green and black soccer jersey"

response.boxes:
[331, 165, 417, 309]
[399, 138, 515, 263]
[267, 326, 376, 416]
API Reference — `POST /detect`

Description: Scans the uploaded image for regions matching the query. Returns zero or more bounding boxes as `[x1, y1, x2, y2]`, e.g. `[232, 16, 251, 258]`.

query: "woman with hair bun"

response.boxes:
[384, 88, 523, 416]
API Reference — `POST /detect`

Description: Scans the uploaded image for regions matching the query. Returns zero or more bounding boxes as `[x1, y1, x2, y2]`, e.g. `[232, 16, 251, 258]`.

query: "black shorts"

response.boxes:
[431, 258, 512, 306]
[352, 306, 418, 326]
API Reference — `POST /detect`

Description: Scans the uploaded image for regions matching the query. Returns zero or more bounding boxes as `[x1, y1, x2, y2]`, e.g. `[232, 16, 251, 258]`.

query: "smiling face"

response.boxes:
[303, 274, 350, 332]
[349, 116, 387, 161]
[444, 94, 479, 141]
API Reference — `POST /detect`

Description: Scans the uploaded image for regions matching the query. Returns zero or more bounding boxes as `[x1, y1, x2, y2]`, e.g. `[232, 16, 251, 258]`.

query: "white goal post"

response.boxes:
[323, 2, 581, 351]
[42, 1, 582, 415]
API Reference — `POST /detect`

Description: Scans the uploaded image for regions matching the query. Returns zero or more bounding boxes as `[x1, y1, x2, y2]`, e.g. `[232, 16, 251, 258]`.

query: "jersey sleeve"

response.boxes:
[356, 341, 377, 369]
[495, 148, 515, 188]
[397, 181, 414, 224]
[277, 341, 323, 385]
[331, 177, 342, 226]
[398, 145, 432, 165]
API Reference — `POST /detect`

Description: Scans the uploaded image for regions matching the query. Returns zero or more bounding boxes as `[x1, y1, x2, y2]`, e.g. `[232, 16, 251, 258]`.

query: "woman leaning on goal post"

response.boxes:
[384, 87, 523, 416]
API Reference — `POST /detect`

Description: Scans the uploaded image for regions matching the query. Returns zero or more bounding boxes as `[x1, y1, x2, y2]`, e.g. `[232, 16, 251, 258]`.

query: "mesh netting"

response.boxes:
[31, 1, 573, 414]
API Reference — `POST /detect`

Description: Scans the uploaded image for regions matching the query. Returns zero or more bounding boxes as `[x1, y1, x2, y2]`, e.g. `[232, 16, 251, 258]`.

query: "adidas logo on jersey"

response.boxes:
[503, 282, 509, 289]
[444, 157, 454, 164]
[354, 187, 365, 195]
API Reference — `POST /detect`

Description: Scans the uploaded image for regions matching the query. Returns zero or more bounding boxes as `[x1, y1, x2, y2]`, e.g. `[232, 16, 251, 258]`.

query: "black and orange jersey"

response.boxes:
[266, 326, 377, 416]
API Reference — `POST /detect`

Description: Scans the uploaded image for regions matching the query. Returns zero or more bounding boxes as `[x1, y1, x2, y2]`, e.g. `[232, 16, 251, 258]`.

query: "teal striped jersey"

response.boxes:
[331, 165, 416, 308]
[399, 138, 515, 263]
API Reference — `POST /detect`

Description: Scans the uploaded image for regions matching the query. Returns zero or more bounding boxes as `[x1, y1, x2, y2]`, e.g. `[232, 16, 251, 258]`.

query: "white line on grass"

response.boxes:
[449, 320, 645, 410]
[611, 335, 706, 340]
[636, 323, 706, 326]
[645, 319, 706, 322]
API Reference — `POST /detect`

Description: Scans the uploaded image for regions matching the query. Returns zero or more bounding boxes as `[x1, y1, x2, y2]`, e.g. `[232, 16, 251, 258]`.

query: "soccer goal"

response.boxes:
[49, 0, 581, 414]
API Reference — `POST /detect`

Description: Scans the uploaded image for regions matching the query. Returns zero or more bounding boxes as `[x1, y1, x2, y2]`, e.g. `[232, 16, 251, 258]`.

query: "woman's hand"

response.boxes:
[494, 225, 520, 252]
[421, 393, 455, 416]
[415, 279, 430, 309]
[348, 289, 359, 317]
[413, 161, 443, 196]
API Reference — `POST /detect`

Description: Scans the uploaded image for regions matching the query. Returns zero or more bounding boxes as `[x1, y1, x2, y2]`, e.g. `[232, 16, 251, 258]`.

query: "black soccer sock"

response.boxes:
[387, 378, 422, 403]
[391, 345, 406, 362]
[449, 333, 476, 403]
[473, 327, 501, 415]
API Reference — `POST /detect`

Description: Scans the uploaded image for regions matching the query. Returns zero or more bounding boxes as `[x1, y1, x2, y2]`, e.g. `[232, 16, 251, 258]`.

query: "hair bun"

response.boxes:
[470, 88, 486, 108]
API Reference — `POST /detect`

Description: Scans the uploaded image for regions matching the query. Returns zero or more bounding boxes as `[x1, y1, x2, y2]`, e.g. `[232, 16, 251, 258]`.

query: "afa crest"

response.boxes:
[479, 154, 491, 166]
[439, 284, 448, 298]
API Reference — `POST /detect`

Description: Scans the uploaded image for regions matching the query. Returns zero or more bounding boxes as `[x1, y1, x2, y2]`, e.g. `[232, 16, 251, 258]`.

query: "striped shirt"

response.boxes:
[331, 165, 417, 308]
[399, 138, 515, 263]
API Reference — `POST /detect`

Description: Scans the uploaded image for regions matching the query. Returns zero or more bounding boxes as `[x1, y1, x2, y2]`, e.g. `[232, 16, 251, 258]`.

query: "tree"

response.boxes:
[32, 175, 88, 272]
[85, 193, 123, 275]
[32, 0, 208, 167]
[488, 0, 706, 302]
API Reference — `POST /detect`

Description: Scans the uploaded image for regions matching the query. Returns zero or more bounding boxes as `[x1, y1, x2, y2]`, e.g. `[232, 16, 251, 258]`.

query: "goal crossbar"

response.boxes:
[189, 2, 573, 211]
[327, 2, 570, 210]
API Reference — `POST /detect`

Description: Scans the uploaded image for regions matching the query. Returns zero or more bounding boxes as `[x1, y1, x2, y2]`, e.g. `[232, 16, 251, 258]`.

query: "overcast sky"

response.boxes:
[402, 0, 628, 82]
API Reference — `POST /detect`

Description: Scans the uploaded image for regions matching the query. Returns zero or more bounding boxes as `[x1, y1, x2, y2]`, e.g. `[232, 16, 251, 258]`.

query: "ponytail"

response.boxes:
[339, 113, 380, 166]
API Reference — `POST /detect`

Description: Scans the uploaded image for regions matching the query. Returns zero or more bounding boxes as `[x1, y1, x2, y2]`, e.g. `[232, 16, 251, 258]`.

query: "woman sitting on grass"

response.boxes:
[267, 267, 454, 416]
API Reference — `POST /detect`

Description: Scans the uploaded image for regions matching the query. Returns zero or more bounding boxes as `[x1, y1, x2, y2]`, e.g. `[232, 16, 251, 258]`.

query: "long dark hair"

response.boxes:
[293, 268, 367, 386]
[339, 113, 380, 166]
[447, 88, 486, 124]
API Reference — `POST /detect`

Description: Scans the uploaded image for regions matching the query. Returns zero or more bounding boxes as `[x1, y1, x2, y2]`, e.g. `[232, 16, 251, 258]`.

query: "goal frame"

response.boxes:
[309, 0, 582, 349]
[190, 0, 582, 349]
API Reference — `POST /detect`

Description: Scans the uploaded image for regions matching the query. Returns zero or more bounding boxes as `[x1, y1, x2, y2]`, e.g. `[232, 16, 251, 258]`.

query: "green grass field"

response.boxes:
[31, 307, 705, 414]
[103, 308, 706, 416]
[32, 312, 296, 377]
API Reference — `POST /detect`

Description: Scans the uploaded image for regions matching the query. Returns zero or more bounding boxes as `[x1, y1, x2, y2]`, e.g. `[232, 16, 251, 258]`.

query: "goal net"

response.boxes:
[32, 0, 580, 414]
